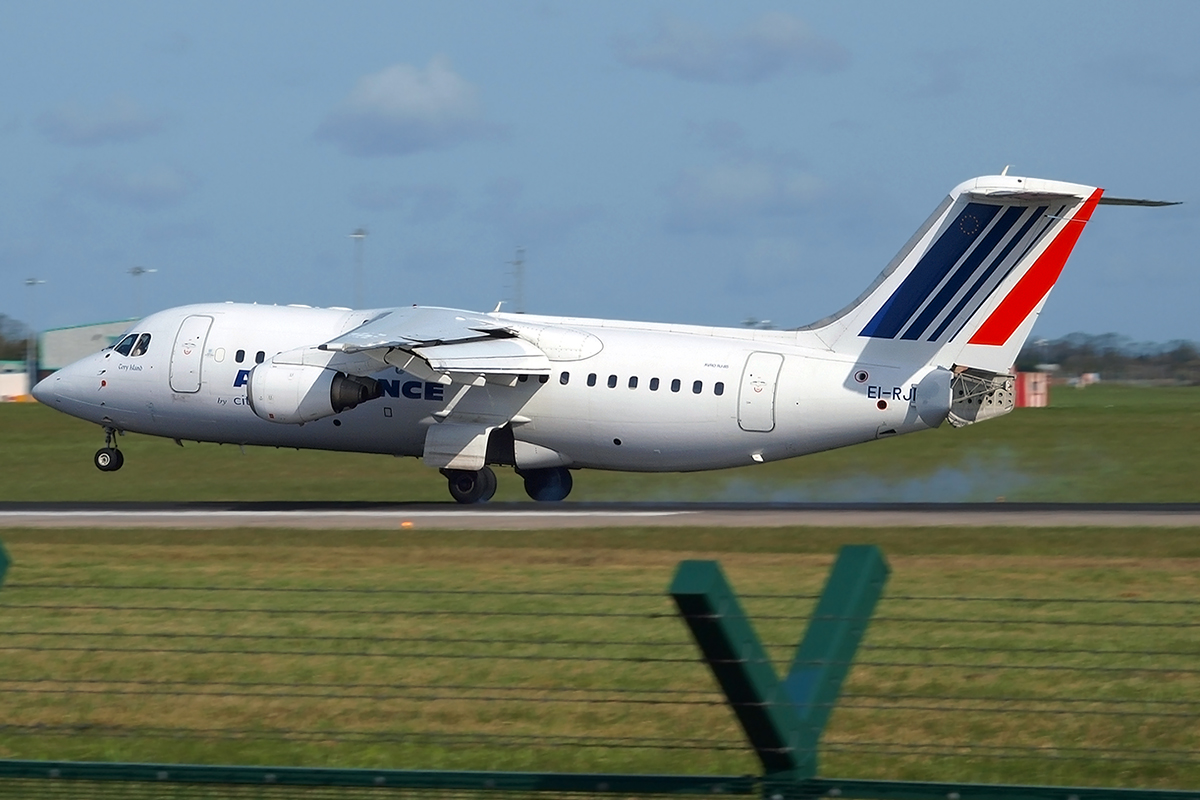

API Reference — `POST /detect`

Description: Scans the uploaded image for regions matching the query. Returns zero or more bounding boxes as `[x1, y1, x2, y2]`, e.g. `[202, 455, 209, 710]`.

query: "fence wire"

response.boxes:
[2, 564, 1199, 793]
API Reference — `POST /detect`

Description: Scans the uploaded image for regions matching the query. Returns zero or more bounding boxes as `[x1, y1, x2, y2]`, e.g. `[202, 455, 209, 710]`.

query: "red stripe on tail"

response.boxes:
[968, 188, 1104, 346]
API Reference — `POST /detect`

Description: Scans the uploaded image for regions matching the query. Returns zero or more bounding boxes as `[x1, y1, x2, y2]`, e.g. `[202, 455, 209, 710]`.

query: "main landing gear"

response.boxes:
[442, 467, 499, 505]
[94, 426, 124, 472]
[440, 465, 574, 504]
[518, 467, 573, 502]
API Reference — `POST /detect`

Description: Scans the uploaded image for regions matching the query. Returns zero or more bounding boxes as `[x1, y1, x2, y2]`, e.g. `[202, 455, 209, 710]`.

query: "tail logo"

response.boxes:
[859, 200, 1066, 343]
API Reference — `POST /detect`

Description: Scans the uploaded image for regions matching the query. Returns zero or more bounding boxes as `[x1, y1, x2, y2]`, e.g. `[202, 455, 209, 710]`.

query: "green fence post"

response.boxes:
[671, 559, 806, 778]
[786, 544, 890, 766]
[671, 545, 889, 788]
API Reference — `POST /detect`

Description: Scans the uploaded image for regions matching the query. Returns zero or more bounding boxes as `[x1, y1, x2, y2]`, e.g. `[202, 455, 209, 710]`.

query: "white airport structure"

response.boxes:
[1, 320, 134, 402]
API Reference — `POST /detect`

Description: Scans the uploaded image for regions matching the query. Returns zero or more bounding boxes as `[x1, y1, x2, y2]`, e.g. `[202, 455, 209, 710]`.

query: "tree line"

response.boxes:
[1016, 333, 1200, 384]
[0, 314, 30, 361]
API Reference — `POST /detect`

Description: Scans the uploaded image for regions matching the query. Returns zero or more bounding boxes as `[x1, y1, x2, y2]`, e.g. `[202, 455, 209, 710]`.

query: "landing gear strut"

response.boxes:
[519, 467, 573, 502]
[94, 427, 124, 472]
[442, 466, 498, 504]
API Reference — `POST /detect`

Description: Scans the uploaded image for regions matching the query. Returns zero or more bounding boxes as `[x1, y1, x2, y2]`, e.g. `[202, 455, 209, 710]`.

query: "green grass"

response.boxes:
[3, 383, 1199, 502]
[0, 527, 1198, 789]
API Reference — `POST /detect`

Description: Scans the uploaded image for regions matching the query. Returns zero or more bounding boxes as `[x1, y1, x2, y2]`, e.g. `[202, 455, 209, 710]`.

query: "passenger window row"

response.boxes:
[563, 371, 724, 396]
[234, 350, 267, 364]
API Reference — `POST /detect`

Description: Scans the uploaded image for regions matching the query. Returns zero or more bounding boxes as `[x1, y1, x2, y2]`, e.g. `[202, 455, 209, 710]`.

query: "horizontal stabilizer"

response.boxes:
[1097, 196, 1181, 207]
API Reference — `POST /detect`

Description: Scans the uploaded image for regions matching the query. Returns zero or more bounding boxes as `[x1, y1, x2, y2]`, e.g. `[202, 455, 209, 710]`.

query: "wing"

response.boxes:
[262, 306, 564, 471]
[319, 306, 551, 382]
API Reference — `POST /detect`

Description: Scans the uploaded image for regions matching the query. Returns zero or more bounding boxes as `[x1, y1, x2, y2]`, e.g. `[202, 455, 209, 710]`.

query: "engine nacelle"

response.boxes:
[246, 362, 381, 424]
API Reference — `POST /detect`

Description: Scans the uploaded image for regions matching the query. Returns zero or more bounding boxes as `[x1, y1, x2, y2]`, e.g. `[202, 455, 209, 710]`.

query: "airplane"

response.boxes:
[32, 173, 1177, 503]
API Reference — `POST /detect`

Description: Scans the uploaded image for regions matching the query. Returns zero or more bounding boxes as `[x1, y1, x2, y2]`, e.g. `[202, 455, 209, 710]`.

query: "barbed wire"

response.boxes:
[11, 584, 1200, 607]
[0, 724, 743, 751]
[2, 576, 1197, 785]
[5, 631, 1194, 660]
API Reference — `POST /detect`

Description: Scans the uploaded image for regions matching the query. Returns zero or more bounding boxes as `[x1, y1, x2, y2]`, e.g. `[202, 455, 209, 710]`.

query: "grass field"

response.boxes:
[1, 527, 1198, 789]
[3, 383, 1199, 502]
[1, 385, 1197, 790]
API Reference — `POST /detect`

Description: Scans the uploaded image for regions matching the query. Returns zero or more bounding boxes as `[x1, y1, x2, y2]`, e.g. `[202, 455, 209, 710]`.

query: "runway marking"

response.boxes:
[0, 510, 684, 519]
[2, 507, 1199, 529]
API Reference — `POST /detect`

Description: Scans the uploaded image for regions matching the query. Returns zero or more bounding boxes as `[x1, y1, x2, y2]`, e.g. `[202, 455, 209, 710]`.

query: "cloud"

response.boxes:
[662, 154, 825, 233]
[317, 57, 498, 157]
[348, 182, 459, 222]
[908, 50, 969, 98]
[615, 13, 849, 84]
[142, 219, 214, 243]
[474, 177, 602, 244]
[35, 95, 165, 146]
[62, 164, 200, 210]
[1089, 53, 1200, 94]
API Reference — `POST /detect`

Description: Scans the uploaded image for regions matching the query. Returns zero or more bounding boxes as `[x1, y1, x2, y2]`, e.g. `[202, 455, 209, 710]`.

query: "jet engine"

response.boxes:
[246, 362, 381, 424]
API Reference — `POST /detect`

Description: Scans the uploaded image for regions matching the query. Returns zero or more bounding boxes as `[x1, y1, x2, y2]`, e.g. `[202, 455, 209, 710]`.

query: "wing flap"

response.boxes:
[324, 306, 512, 353]
[320, 305, 551, 380]
[415, 338, 550, 374]
[424, 422, 494, 470]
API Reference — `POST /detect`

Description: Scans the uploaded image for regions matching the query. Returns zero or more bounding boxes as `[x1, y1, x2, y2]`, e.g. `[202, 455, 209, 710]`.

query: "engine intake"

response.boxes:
[247, 362, 381, 424]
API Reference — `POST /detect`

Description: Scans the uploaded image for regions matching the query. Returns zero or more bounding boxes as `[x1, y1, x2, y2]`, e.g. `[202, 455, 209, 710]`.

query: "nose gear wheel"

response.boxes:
[94, 426, 125, 472]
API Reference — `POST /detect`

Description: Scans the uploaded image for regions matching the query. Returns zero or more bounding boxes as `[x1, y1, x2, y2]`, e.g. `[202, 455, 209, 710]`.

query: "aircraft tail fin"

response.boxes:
[807, 175, 1104, 375]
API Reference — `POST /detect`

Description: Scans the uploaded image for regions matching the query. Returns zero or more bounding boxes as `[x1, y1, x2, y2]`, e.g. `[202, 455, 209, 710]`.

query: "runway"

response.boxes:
[1, 502, 1199, 529]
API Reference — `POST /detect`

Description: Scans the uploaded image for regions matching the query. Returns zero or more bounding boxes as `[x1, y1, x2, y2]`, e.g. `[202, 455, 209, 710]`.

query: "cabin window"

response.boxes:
[693, 380, 703, 394]
[560, 371, 570, 385]
[255, 351, 266, 364]
[518, 375, 529, 383]
[587, 373, 597, 387]
[714, 381, 724, 396]
[649, 377, 660, 391]
[607, 374, 617, 389]
[671, 379, 681, 393]
[539, 374, 549, 384]
[114, 334, 138, 357]
[130, 333, 151, 357]
[628, 376, 638, 389]
[235, 349, 245, 363]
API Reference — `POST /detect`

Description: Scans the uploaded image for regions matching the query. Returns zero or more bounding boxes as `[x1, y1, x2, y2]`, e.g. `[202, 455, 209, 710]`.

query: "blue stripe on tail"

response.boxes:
[927, 205, 1049, 342]
[899, 205, 1027, 341]
[859, 203, 1002, 339]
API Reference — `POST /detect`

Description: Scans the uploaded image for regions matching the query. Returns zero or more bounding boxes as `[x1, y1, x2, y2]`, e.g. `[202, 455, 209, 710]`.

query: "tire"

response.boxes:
[521, 467, 573, 502]
[445, 466, 497, 504]
[94, 447, 124, 472]
[477, 466, 498, 502]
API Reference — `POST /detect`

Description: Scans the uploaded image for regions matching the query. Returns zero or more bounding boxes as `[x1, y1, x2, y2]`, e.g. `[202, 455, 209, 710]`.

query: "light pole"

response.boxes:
[508, 246, 526, 314]
[24, 278, 44, 397]
[128, 266, 157, 318]
[349, 228, 367, 309]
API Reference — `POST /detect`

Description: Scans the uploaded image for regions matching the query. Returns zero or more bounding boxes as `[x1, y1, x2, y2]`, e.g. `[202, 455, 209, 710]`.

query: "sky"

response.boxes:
[1, 1, 1197, 343]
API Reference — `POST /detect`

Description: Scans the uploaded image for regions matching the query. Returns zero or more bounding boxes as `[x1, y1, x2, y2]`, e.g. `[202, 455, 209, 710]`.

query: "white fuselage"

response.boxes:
[38, 302, 941, 472]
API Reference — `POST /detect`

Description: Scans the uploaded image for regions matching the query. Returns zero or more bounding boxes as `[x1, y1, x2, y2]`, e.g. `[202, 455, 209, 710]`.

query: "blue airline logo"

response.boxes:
[233, 370, 444, 401]
[859, 201, 1058, 342]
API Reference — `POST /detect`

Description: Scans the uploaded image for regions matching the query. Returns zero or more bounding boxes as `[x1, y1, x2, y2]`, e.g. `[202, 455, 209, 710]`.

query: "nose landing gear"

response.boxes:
[94, 426, 124, 472]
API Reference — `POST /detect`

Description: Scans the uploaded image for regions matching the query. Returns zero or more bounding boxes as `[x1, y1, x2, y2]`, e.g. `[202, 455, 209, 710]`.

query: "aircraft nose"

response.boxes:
[31, 373, 54, 404]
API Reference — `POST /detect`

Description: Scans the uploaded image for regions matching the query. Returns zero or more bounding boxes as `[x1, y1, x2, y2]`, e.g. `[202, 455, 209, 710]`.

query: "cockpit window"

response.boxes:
[131, 333, 151, 357]
[114, 334, 138, 356]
